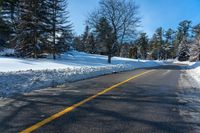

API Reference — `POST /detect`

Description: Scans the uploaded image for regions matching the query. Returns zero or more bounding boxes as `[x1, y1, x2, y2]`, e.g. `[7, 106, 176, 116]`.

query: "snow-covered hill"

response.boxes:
[0, 51, 164, 98]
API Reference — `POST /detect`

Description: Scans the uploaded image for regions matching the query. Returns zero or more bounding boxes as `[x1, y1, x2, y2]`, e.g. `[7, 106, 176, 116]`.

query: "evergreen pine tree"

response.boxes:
[0, 17, 11, 49]
[178, 36, 190, 61]
[178, 20, 191, 38]
[149, 27, 164, 60]
[81, 25, 89, 52]
[73, 36, 83, 51]
[119, 43, 131, 58]
[86, 33, 96, 54]
[46, 0, 72, 59]
[57, 31, 73, 54]
[0, 0, 19, 48]
[95, 17, 115, 63]
[129, 45, 138, 59]
[176, 20, 191, 61]
[15, 0, 49, 58]
[149, 34, 158, 60]
[135, 33, 148, 59]
[1, 0, 19, 23]
[190, 24, 200, 61]
[164, 28, 175, 59]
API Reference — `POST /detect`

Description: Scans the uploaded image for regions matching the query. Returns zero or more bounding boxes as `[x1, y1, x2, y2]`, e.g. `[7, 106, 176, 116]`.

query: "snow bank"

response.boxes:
[173, 60, 200, 87]
[178, 61, 200, 132]
[178, 70, 200, 133]
[173, 59, 195, 65]
[0, 51, 164, 97]
[187, 61, 200, 87]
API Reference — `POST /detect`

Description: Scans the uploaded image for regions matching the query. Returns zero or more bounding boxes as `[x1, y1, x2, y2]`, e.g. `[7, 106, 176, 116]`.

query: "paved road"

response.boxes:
[0, 65, 197, 133]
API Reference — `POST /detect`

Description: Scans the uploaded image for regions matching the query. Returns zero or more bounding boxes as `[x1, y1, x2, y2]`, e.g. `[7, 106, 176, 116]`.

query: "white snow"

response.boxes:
[0, 51, 164, 97]
[187, 61, 200, 87]
[0, 49, 15, 56]
[176, 60, 200, 87]
[176, 60, 200, 132]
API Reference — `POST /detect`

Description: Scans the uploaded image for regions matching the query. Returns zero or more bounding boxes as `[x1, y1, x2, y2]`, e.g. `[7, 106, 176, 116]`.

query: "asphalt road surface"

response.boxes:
[0, 65, 197, 133]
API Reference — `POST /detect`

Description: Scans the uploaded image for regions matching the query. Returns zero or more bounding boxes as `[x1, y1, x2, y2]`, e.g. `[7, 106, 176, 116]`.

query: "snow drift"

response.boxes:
[0, 51, 164, 97]
[187, 61, 200, 87]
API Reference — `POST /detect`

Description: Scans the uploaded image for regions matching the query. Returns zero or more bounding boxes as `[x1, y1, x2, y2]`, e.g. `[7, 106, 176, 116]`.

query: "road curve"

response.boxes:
[0, 65, 196, 133]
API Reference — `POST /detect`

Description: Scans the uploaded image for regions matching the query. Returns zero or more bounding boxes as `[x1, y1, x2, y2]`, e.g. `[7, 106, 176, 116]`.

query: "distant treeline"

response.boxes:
[75, 20, 200, 62]
[0, 0, 199, 63]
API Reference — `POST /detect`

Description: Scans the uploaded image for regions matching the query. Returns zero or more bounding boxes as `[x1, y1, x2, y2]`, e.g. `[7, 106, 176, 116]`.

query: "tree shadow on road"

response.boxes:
[0, 82, 198, 133]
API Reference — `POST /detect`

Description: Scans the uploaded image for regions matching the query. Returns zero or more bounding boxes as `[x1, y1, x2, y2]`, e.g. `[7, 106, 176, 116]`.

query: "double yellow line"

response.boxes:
[20, 70, 153, 133]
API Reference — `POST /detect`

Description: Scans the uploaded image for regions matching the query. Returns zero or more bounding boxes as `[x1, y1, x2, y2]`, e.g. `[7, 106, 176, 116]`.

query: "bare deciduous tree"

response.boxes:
[87, 0, 141, 52]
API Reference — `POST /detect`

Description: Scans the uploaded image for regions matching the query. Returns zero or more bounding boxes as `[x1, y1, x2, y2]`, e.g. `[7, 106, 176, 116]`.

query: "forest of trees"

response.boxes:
[0, 0, 200, 63]
[0, 0, 72, 59]
[135, 21, 200, 62]
[75, 19, 200, 62]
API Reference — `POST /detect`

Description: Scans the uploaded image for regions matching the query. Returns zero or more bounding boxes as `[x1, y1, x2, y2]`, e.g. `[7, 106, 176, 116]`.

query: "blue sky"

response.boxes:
[68, 0, 200, 37]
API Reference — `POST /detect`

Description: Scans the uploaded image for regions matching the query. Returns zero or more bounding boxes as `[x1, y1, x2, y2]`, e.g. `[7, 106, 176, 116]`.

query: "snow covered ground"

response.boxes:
[0, 51, 164, 98]
[178, 70, 200, 132]
[175, 60, 200, 87]
[187, 61, 200, 87]
[177, 61, 200, 132]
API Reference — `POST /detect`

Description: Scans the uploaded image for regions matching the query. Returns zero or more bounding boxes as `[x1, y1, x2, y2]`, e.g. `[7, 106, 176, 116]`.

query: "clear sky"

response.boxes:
[68, 0, 200, 37]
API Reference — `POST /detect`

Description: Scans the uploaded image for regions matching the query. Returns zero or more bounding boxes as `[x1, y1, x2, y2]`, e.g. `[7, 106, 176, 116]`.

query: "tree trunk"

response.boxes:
[108, 54, 112, 63]
[52, 0, 56, 60]
[198, 52, 200, 61]
[53, 53, 56, 60]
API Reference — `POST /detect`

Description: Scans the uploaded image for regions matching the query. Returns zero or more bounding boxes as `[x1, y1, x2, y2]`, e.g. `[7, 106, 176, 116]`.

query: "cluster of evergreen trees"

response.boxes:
[73, 18, 117, 63]
[131, 20, 200, 61]
[0, 0, 72, 59]
[1, 0, 140, 63]
[74, 19, 200, 62]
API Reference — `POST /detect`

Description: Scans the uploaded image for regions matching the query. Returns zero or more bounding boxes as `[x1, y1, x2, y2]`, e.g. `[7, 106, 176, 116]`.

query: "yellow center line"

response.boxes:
[20, 70, 153, 133]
